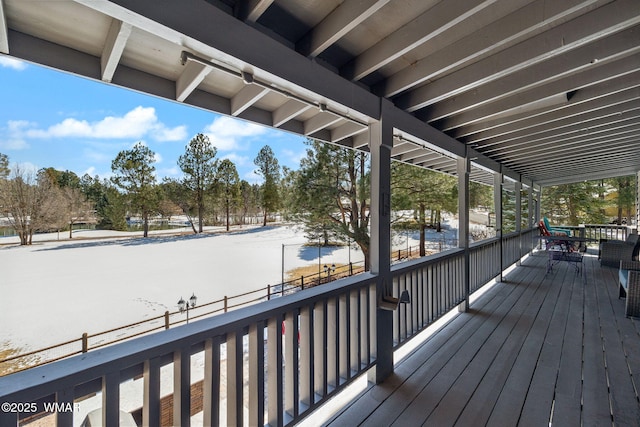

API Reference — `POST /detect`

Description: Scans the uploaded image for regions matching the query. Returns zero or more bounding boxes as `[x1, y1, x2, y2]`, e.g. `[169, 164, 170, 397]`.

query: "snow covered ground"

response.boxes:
[0, 221, 463, 352]
[1, 225, 348, 350]
[1, 221, 461, 426]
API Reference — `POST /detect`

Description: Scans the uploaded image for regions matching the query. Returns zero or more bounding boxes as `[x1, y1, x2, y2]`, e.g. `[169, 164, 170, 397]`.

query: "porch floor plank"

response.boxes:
[327, 249, 640, 427]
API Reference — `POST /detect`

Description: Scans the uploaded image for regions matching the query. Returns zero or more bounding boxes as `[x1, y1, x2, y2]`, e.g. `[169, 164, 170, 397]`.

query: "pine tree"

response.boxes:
[254, 145, 280, 226]
[178, 133, 218, 233]
[111, 142, 158, 237]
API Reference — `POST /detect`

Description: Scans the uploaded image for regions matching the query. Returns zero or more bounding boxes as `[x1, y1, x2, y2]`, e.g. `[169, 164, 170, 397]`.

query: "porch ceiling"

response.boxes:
[2, 0, 639, 186]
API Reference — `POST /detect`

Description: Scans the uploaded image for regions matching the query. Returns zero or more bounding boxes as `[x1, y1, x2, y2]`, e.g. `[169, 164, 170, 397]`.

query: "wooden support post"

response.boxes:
[369, 100, 394, 383]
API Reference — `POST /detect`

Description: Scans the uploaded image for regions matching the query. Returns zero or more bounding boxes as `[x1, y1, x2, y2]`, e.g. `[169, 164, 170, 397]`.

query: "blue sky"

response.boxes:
[0, 56, 308, 183]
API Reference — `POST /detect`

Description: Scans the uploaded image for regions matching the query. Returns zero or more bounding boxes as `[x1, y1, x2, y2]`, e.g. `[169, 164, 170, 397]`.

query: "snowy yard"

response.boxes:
[0, 222, 465, 426]
[0, 224, 368, 351]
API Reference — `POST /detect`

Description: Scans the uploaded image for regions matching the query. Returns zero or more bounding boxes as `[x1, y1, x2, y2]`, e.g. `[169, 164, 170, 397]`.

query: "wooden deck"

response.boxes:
[327, 249, 640, 426]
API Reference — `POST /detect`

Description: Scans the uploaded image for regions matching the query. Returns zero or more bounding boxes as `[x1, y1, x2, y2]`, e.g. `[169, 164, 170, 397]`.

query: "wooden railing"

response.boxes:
[0, 228, 540, 426]
[390, 249, 465, 347]
[470, 238, 501, 294]
[560, 224, 632, 241]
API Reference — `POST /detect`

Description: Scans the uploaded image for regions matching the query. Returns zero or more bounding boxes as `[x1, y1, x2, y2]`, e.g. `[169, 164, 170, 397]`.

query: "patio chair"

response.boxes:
[600, 233, 640, 267]
[543, 217, 571, 236]
[619, 260, 640, 318]
[539, 220, 574, 251]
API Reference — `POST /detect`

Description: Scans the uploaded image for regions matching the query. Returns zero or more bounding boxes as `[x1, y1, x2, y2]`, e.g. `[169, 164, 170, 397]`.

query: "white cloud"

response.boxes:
[0, 137, 29, 150]
[281, 148, 306, 167]
[158, 166, 181, 178]
[0, 57, 27, 71]
[152, 125, 188, 142]
[16, 106, 186, 142]
[203, 116, 268, 151]
[244, 169, 262, 184]
[220, 152, 250, 167]
[0, 121, 31, 150]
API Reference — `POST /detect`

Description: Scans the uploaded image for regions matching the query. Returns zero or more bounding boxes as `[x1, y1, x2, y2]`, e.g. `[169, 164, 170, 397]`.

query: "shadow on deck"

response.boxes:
[327, 249, 640, 426]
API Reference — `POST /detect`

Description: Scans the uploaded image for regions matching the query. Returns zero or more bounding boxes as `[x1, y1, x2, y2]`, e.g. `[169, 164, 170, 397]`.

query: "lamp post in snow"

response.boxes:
[324, 263, 336, 283]
[178, 293, 197, 323]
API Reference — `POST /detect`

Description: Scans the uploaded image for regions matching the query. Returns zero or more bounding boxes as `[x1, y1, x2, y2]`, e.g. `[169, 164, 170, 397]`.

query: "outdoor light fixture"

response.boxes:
[324, 263, 336, 282]
[379, 289, 411, 311]
[399, 289, 411, 304]
[178, 293, 197, 323]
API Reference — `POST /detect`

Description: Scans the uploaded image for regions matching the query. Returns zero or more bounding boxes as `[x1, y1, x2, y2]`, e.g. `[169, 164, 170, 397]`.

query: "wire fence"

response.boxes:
[0, 238, 460, 376]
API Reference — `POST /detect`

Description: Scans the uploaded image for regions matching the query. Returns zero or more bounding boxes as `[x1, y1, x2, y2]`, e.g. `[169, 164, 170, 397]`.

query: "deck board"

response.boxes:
[327, 249, 640, 427]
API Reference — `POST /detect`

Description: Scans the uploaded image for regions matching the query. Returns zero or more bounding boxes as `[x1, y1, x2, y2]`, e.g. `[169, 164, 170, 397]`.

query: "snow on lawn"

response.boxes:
[1, 225, 322, 350]
[0, 221, 460, 352]
[0, 222, 460, 426]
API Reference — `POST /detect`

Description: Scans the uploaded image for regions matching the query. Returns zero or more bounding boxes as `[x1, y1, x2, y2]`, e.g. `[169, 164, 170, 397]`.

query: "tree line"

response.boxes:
[0, 134, 280, 245]
[0, 137, 468, 270]
[3, 136, 633, 268]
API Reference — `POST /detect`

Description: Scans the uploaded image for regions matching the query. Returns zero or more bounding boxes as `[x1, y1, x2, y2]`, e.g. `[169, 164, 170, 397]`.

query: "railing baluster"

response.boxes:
[326, 299, 337, 390]
[340, 293, 349, 382]
[267, 314, 283, 427]
[317, 301, 328, 397]
[284, 313, 296, 418]
[103, 371, 120, 427]
[143, 357, 161, 426]
[227, 329, 243, 426]
[299, 304, 313, 409]
[203, 337, 221, 427]
[173, 346, 191, 427]
[249, 322, 265, 427]
[55, 387, 74, 427]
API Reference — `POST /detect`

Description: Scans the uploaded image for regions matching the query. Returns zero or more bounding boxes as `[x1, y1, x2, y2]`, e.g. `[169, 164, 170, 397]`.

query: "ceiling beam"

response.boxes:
[100, 0, 380, 121]
[240, 0, 274, 23]
[297, 0, 390, 58]
[341, 0, 497, 81]
[303, 112, 342, 135]
[101, 19, 132, 83]
[437, 53, 640, 131]
[272, 99, 311, 127]
[378, 0, 562, 97]
[0, 0, 8, 53]
[351, 132, 369, 149]
[395, 0, 640, 112]
[456, 72, 640, 140]
[496, 130, 640, 164]
[478, 100, 640, 151]
[176, 59, 212, 102]
[331, 122, 367, 143]
[537, 166, 640, 186]
[423, 27, 640, 121]
[230, 83, 270, 116]
[517, 150, 640, 182]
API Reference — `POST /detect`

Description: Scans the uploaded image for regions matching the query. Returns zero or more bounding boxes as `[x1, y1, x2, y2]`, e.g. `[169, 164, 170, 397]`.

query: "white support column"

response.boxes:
[368, 99, 394, 383]
[457, 156, 470, 312]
